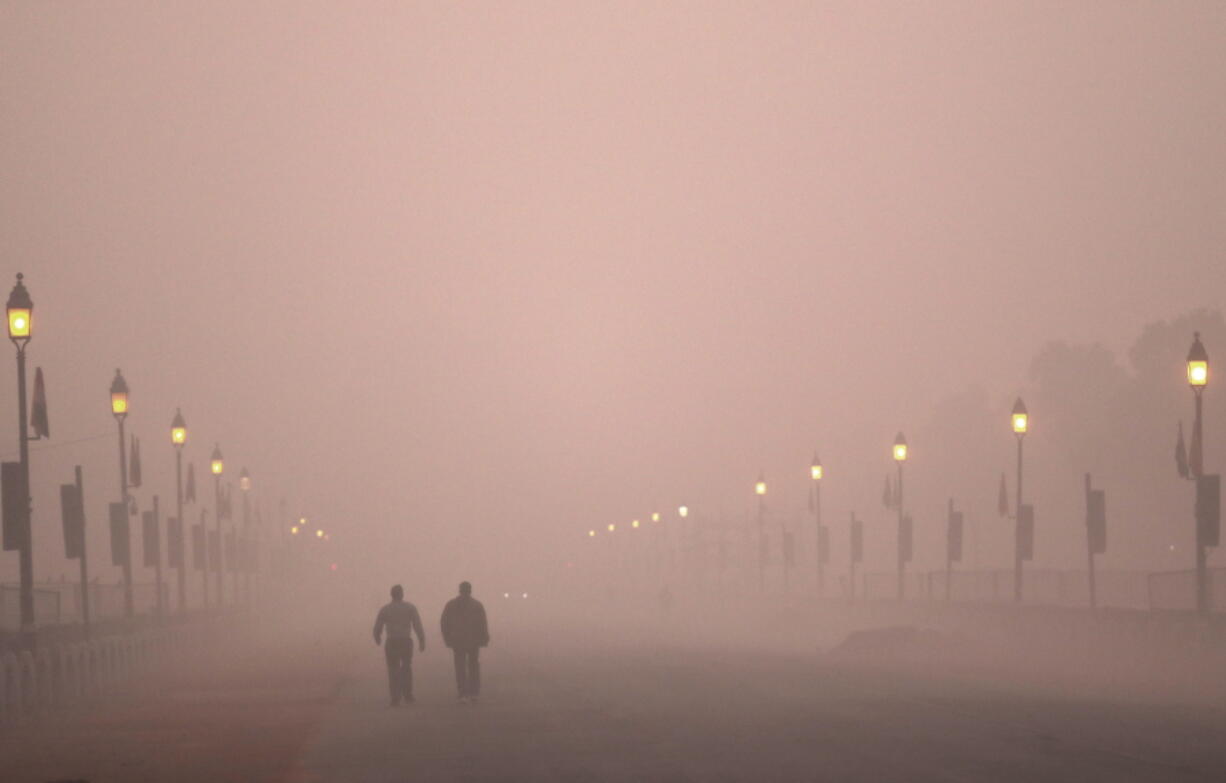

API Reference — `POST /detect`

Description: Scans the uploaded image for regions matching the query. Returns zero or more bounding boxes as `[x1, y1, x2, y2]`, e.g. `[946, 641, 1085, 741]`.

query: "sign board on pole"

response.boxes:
[109, 502, 130, 567]
[142, 510, 160, 568]
[60, 483, 84, 559]
[947, 511, 963, 563]
[1087, 489, 1107, 554]
[1197, 474, 1220, 548]
[1018, 504, 1035, 561]
[900, 515, 913, 563]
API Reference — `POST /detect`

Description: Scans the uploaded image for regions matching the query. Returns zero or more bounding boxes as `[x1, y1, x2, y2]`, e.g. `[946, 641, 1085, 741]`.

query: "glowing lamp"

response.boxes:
[6, 273, 32, 344]
[755, 475, 767, 496]
[239, 468, 251, 492]
[290, 526, 299, 535]
[893, 432, 908, 462]
[811, 454, 823, 481]
[607, 523, 616, 532]
[678, 505, 689, 518]
[651, 512, 660, 523]
[210, 444, 224, 475]
[1188, 332, 1209, 388]
[1011, 398, 1029, 435]
[588, 529, 596, 537]
[316, 529, 324, 538]
[110, 369, 129, 417]
[632, 519, 640, 529]
[171, 408, 187, 446]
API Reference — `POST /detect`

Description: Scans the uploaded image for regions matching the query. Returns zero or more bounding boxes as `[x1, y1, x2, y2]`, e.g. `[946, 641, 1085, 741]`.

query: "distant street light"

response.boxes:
[210, 444, 224, 605]
[1012, 398, 1029, 603]
[239, 467, 251, 604]
[893, 433, 907, 600]
[171, 409, 189, 611]
[6, 274, 36, 633]
[755, 473, 767, 591]
[678, 505, 688, 518]
[1187, 332, 1210, 615]
[811, 453, 824, 596]
[110, 369, 135, 618]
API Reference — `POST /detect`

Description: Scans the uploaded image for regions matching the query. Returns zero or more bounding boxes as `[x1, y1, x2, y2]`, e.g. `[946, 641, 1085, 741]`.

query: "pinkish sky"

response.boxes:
[2, 2, 1224, 594]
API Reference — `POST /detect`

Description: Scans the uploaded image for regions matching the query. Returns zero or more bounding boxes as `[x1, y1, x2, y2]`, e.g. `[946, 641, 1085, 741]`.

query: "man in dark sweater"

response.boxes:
[440, 581, 490, 704]
[373, 584, 426, 706]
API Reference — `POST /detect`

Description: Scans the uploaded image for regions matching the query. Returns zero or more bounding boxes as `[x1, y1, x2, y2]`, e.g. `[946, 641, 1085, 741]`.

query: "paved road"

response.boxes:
[7, 602, 1226, 782]
[292, 615, 1226, 783]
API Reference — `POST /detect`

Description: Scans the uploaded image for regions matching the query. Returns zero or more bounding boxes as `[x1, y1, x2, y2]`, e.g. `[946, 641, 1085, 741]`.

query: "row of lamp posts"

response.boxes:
[6, 273, 258, 637]
[590, 330, 1213, 613]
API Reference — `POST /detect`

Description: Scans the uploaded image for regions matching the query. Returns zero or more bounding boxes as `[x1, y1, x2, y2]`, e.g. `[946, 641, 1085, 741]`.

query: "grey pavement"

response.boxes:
[292, 620, 1226, 783]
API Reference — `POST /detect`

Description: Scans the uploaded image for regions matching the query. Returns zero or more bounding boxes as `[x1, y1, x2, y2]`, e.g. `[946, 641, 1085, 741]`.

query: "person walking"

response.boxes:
[440, 581, 489, 704]
[373, 584, 426, 706]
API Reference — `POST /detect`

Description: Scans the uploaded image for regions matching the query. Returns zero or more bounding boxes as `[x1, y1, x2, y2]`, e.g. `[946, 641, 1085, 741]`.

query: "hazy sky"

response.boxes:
[2, 2, 1224, 590]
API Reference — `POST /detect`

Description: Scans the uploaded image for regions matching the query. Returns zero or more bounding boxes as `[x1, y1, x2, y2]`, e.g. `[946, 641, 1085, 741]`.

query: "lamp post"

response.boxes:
[811, 454, 824, 595]
[1187, 332, 1209, 615]
[171, 409, 188, 612]
[110, 370, 135, 618]
[240, 467, 251, 605]
[1011, 398, 1028, 602]
[755, 474, 767, 591]
[6, 274, 35, 634]
[210, 444, 224, 605]
[893, 433, 907, 600]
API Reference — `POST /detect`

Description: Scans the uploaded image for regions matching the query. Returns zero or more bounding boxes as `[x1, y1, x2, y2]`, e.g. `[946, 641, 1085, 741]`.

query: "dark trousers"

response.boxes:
[453, 647, 480, 697]
[384, 637, 414, 703]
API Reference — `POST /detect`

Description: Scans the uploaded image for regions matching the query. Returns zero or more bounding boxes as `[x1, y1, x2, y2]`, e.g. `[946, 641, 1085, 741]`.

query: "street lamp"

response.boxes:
[678, 505, 688, 518]
[811, 453, 824, 595]
[239, 467, 251, 604]
[1012, 398, 1028, 603]
[110, 370, 135, 618]
[6, 274, 35, 633]
[210, 444, 224, 605]
[755, 473, 767, 591]
[1187, 332, 1210, 614]
[893, 432, 907, 600]
[171, 409, 189, 611]
[588, 529, 596, 537]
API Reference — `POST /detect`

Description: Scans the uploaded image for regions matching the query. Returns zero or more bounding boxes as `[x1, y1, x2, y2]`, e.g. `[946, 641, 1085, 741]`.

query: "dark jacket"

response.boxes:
[440, 594, 489, 650]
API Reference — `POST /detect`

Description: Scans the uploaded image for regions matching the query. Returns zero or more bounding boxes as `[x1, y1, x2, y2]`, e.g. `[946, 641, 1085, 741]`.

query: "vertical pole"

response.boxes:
[1015, 436, 1024, 603]
[152, 495, 164, 619]
[946, 498, 953, 601]
[201, 508, 210, 607]
[175, 449, 186, 612]
[117, 417, 134, 618]
[849, 512, 856, 602]
[76, 465, 90, 635]
[242, 490, 250, 605]
[896, 462, 904, 601]
[815, 482, 823, 596]
[1085, 473, 1097, 611]
[757, 494, 765, 592]
[781, 520, 789, 591]
[15, 346, 34, 635]
[214, 475, 224, 606]
[1194, 392, 1207, 616]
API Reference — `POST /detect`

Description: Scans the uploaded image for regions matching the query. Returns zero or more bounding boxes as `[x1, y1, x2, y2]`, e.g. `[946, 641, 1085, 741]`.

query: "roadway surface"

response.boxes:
[6, 598, 1226, 782]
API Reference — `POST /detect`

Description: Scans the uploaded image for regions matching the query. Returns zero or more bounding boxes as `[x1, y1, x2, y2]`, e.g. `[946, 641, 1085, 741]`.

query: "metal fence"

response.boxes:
[858, 568, 1226, 612]
[0, 583, 169, 630]
[0, 586, 61, 629]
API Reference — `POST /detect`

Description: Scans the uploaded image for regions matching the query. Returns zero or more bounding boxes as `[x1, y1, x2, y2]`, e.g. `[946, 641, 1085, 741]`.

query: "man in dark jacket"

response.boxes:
[373, 584, 426, 706]
[440, 581, 489, 704]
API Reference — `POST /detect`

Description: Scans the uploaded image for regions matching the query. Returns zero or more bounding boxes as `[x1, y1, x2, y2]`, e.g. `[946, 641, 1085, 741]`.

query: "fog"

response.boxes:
[3, 3, 1226, 780]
